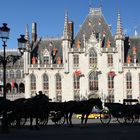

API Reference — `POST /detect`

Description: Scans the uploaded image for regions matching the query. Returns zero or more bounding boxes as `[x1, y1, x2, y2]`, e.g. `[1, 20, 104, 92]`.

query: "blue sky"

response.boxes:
[0, 0, 140, 49]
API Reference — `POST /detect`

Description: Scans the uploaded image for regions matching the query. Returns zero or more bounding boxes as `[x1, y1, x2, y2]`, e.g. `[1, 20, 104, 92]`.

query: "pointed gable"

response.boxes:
[73, 7, 115, 48]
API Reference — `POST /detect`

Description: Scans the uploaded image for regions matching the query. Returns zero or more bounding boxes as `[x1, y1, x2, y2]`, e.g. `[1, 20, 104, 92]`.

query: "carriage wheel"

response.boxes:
[38, 117, 48, 126]
[10, 120, 16, 126]
[20, 117, 27, 126]
[117, 117, 125, 124]
[55, 115, 65, 126]
[133, 115, 139, 123]
[124, 117, 134, 124]
[10, 117, 27, 126]
[100, 109, 111, 124]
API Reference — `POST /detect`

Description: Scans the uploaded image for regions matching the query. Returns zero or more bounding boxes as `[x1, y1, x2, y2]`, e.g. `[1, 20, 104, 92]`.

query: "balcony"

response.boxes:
[0, 93, 25, 100]
[30, 64, 64, 69]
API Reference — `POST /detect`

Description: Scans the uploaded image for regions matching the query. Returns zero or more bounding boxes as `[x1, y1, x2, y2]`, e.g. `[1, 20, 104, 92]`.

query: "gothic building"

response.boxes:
[1, 7, 140, 103]
[0, 49, 25, 100]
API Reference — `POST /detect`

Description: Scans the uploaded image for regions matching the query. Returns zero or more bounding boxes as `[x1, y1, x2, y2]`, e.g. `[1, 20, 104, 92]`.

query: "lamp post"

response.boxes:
[0, 23, 27, 133]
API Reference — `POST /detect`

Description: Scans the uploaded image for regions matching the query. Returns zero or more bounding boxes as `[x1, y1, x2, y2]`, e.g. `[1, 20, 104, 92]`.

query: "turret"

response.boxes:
[63, 11, 69, 39]
[62, 11, 71, 73]
[32, 22, 37, 44]
[24, 24, 31, 75]
[68, 21, 74, 40]
[115, 10, 125, 72]
[25, 24, 30, 51]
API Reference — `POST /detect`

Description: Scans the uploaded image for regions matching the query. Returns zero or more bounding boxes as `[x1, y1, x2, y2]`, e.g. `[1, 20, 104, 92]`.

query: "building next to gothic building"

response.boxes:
[0, 49, 25, 100]
[1, 6, 140, 103]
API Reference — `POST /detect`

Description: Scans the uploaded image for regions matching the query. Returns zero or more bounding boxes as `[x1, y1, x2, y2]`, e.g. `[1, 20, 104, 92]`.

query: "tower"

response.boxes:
[115, 10, 125, 72]
[23, 24, 31, 75]
[32, 22, 37, 45]
[62, 11, 72, 73]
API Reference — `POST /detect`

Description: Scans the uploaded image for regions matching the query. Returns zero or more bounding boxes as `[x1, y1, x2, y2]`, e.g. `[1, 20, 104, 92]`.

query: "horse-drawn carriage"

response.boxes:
[6, 96, 102, 128]
[100, 99, 140, 124]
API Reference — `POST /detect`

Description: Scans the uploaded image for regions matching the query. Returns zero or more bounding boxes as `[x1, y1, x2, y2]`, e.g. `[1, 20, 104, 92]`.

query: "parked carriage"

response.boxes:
[8, 99, 66, 127]
[100, 99, 140, 124]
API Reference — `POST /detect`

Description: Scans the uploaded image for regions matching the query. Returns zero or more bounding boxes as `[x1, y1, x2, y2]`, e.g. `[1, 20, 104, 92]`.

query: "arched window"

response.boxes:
[73, 74, 80, 90]
[43, 73, 49, 95]
[14, 83, 18, 94]
[30, 74, 36, 95]
[6, 70, 9, 78]
[16, 70, 21, 78]
[43, 74, 49, 90]
[107, 74, 114, 102]
[108, 75, 114, 89]
[6, 83, 11, 94]
[10, 70, 14, 79]
[89, 48, 97, 67]
[89, 71, 98, 91]
[126, 72, 132, 89]
[0, 70, 2, 78]
[107, 54, 113, 67]
[126, 72, 132, 99]
[56, 73, 61, 91]
[55, 73, 62, 102]
[19, 83, 25, 93]
[73, 74, 80, 100]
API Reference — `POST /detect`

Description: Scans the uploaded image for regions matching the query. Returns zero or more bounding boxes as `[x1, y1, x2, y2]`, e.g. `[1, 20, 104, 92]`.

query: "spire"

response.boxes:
[25, 24, 30, 50]
[115, 10, 124, 40]
[63, 10, 69, 39]
[32, 22, 37, 43]
[25, 24, 30, 41]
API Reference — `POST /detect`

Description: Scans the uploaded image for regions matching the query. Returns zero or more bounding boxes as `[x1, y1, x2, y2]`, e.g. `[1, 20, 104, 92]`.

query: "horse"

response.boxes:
[65, 98, 103, 127]
[10, 93, 51, 129]
[0, 97, 13, 114]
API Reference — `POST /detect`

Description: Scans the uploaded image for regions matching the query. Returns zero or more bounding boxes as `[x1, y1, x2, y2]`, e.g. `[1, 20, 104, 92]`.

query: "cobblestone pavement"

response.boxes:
[0, 118, 140, 140]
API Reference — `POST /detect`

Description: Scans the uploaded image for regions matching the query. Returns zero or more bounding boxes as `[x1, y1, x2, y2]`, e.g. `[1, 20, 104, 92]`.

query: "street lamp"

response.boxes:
[0, 23, 27, 133]
[17, 34, 27, 54]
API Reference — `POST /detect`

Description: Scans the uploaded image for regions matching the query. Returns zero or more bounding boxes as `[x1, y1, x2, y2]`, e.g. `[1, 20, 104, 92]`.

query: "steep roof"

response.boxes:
[73, 8, 115, 48]
[128, 36, 140, 62]
[31, 38, 63, 64]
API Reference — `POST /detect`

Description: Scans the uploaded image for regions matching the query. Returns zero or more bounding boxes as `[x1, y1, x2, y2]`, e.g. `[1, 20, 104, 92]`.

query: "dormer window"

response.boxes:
[42, 48, 50, 64]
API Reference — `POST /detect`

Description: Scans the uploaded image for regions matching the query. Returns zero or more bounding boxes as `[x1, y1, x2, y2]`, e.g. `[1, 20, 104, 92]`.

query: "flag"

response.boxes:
[101, 32, 106, 48]
[108, 71, 116, 77]
[74, 70, 85, 78]
[107, 38, 111, 48]
[11, 80, 15, 95]
[75, 70, 81, 77]
[11, 79, 15, 88]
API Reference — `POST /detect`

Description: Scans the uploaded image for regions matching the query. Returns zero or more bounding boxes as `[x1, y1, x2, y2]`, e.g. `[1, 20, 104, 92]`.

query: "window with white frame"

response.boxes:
[89, 48, 97, 67]
[107, 74, 114, 102]
[56, 73, 61, 90]
[10, 70, 14, 79]
[55, 73, 62, 102]
[30, 74, 36, 91]
[126, 72, 132, 99]
[89, 71, 98, 91]
[16, 70, 21, 78]
[126, 72, 132, 89]
[73, 74, 80, 90]
[43, 73, 49, 95]
[107, 54, 113, 67]
[73, 54, 79, 68]
[108, 75, 114, 89]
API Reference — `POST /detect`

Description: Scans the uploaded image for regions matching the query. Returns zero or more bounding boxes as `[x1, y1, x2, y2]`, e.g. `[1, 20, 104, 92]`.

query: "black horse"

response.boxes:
[0, 97, 13, 115]
[65, 98, 103, 126]
[10, 93, 51, 129]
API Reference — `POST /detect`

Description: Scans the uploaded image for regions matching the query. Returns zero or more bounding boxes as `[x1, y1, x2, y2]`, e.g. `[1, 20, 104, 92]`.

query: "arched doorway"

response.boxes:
[19, 83, 25, 93]
[6, 83, 11, 94]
